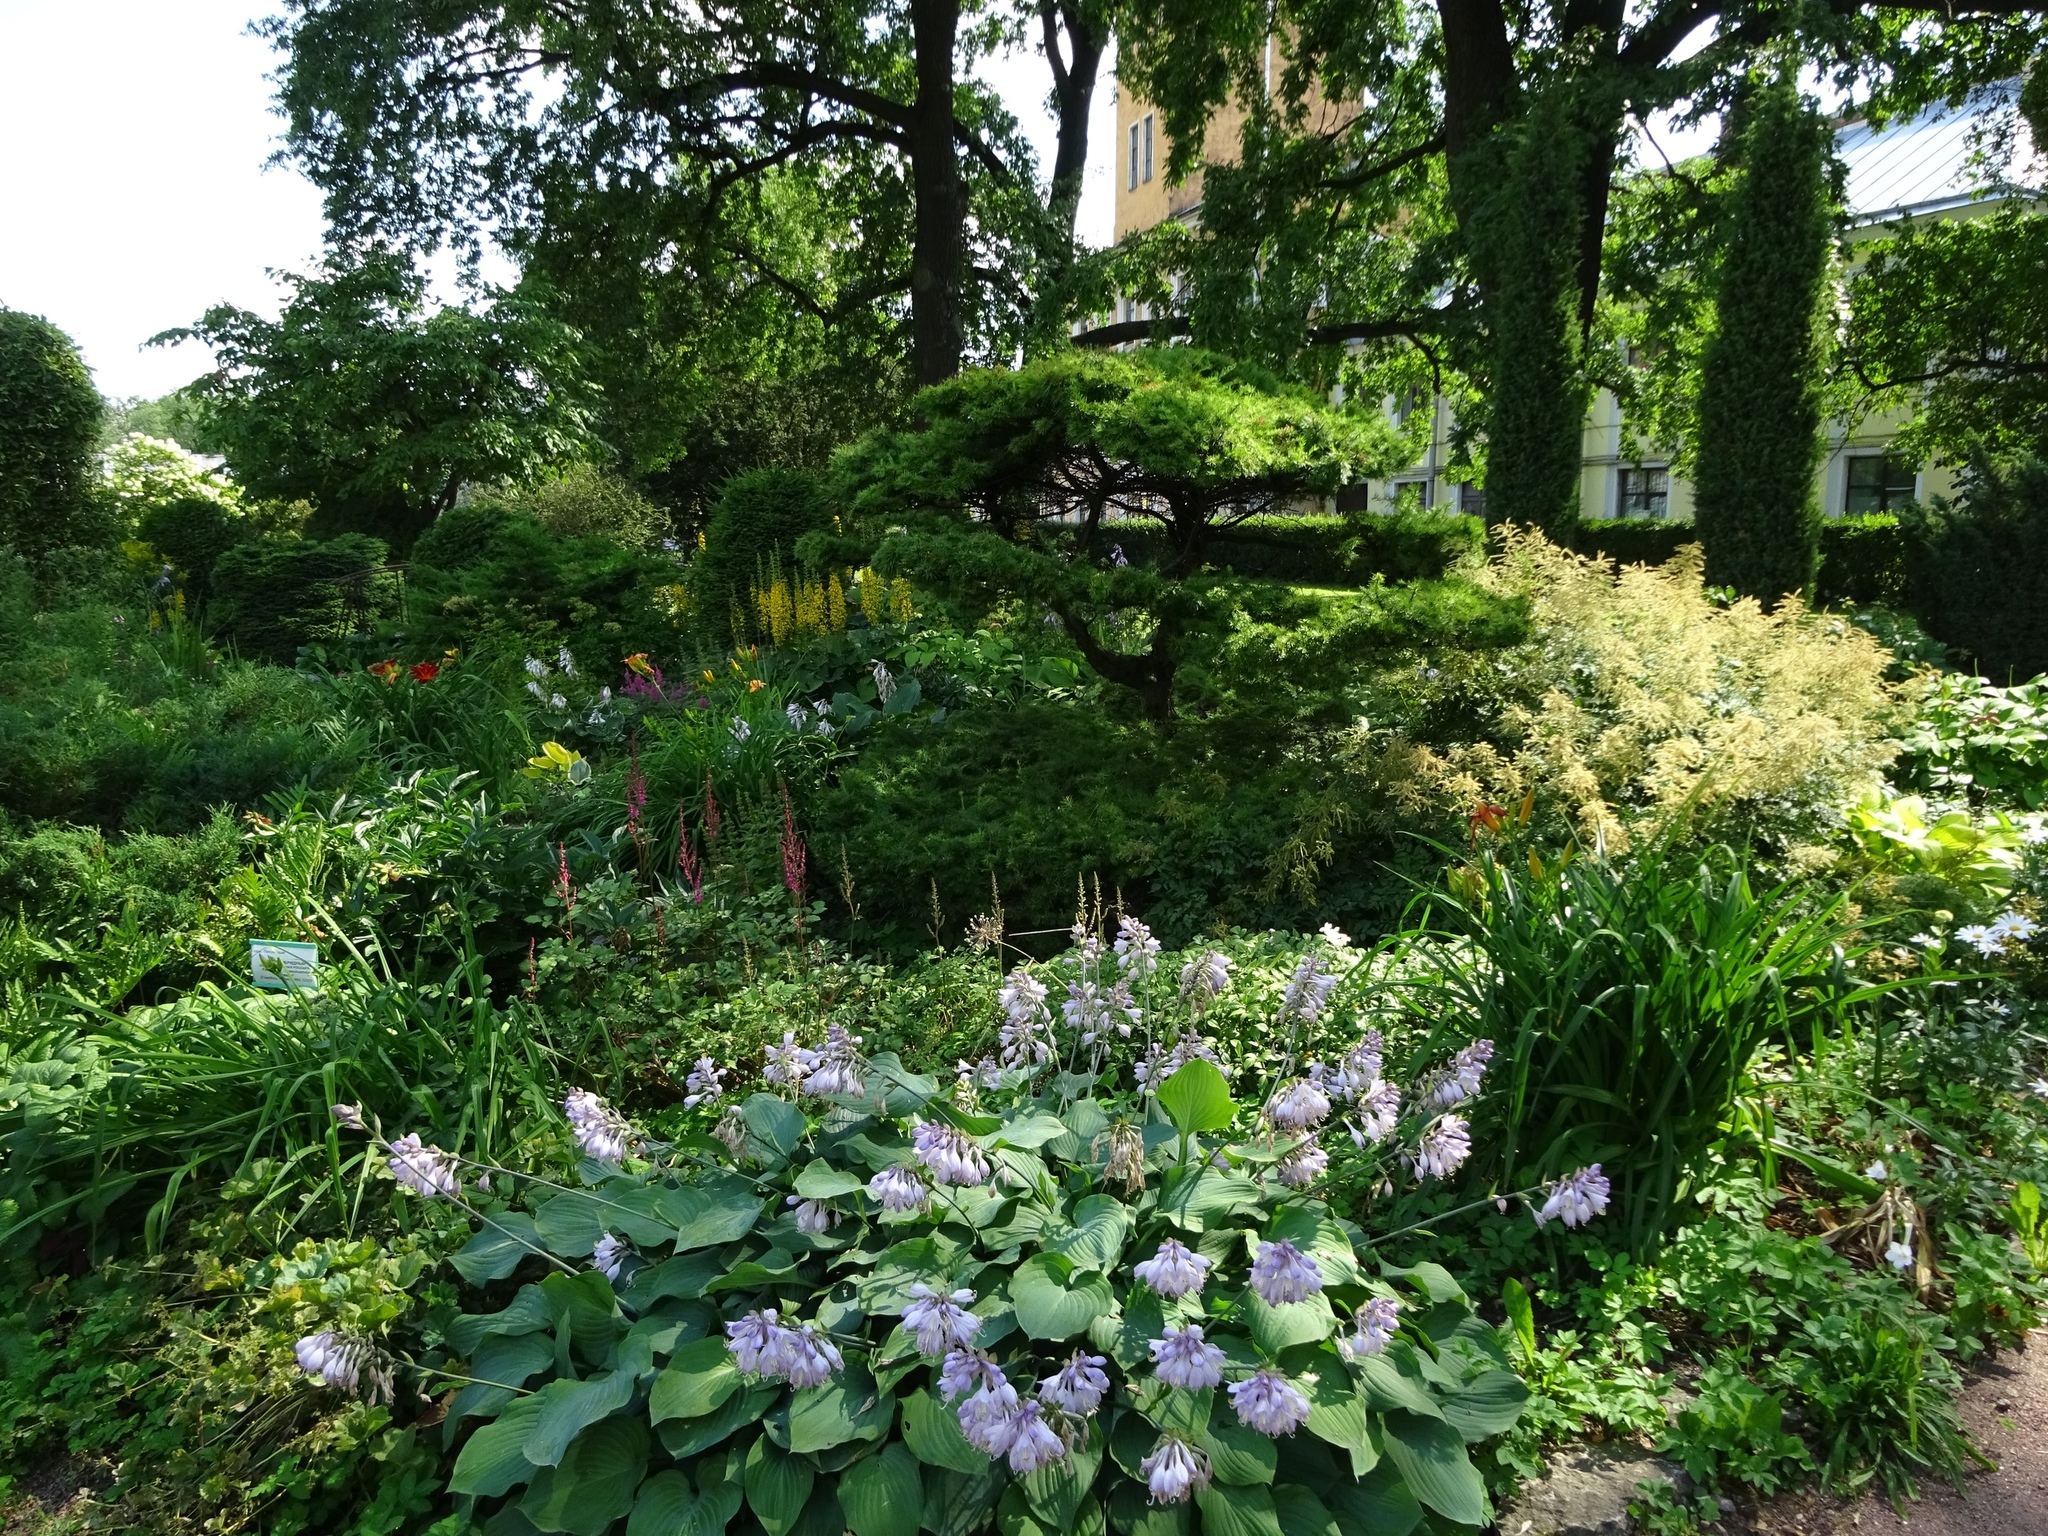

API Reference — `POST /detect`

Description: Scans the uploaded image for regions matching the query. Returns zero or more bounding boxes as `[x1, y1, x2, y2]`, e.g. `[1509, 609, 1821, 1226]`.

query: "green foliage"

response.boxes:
[1692, 81, 1837, 605]
[1406, 846, 1883, 1252]
[0, 307, 107, 566]
[694, 468, 836, 631]
[212, 532, 400, 664]
[1661, 1364, 1810, 1494]
[497, 463, 674, 551]
[163, 252, 593, 550]
[1568, 518, 1695, 569]
[1899, 454, 2048, 683]
[138, 495, 252, 607]
[1815, 515, 1908, 608]
[1109, 510, 1482, 585]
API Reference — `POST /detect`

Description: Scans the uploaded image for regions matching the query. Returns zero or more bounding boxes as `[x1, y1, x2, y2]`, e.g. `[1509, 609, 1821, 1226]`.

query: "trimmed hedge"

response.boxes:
[1572, 515, 1906, 609]
[1111, 508, 1485, 583]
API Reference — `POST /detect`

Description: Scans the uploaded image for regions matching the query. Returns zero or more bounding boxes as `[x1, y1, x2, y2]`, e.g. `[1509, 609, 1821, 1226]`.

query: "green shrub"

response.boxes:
[694, 467, 835, 626]
[1109, 510, 1482, 585]
[410, 498, 518, 571]
[1895, 672, 2048, 808]
[1569, 518, 1694, 568]
[137, 495, 251, 607]
[212, 533, 398, 663]
[499, 462, 673, 550]
[1901, 455, 2048, 684]
[0, 308, 108, 566]
[1815, 515, 1906, 608]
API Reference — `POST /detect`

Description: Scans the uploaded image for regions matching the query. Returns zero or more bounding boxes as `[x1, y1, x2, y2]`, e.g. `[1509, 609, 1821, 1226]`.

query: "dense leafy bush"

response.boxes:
[1814, 515, 1907, 608]
[694, 469, 836, 633]
[1894, 671, 2048, 809]
[212, 532, 400, 664]
[1901, 455, 2048, 684]
[496, 462, 675, 551]
[0, 307, 108, 565]
[1111, 510, 1482, 585]
[137, 494, 252, 606]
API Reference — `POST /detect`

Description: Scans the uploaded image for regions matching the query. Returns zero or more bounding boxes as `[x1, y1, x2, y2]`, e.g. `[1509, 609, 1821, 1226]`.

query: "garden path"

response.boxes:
[1742, 1331, 2048, 1535]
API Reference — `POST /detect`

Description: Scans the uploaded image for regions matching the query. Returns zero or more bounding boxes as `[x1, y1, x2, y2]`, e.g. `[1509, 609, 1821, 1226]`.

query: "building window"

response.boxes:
[1844, 453, 1917, 515]
[1457, 481, 1487, 517]
[1616, 465, 1669, 519]
[1128, 122, 1139, 191]
[1389, 478, 1431, 511]
[1143, 114, 1155, 183]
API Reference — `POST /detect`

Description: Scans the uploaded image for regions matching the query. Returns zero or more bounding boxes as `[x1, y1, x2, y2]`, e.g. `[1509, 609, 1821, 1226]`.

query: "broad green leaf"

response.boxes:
[649, 1336, 742, 1422]
[1261, 1211, 1362, 1287]
[1094, 1285, 1164, 1370]
[705, 1254, 801, 1294]
[1246, 1291, 1336, 1355]
[1379, 1261, 1465, 1306]
[902, 1388, 989, 1474]
[450, 1394, 546, 1496]
[1012, 1254, 1115, 1340]
[1437, 1368, 1530, 1441]
[452, 1213, 545, 1283]
[539, 1269, 624, 1362]
[658, 1381, 780, 1460]
[796, 1160, 869, 1200]
[1379, 1411, 1487, 1527]
[1501, 1279, 1536, 1367]
[1354, 1350, 1442, 1420]
[448, 1284, 554, 1355]
[523, 1368, 638, 1466]
[787, 1363, 896, 1453]
[594, 1185, 689, 1247]
[1302, 1370, 1375, 1477]
[629, 1251, 725, 1307]
[1157, 1060, 1234, 1136]
[1326, 1467, 1422, 1536]
[993, 1111, 1072, 1149]
[839, 1444, 923, 1536]
[1156, 1169, 1262, 1232]
[659, 1181, 765, 1251]
[1200, 1408, 1278, 1486]
[1194, 1481, 1282, 1536]
[1020, 1419, 1101, 1526]
[533, 1192, 607, 1258]
[998, 1484, 1052, 1536]
[1106, 1480, 1187, 1536]
[746, 1436, 817, 1536]
[1043, 1194, 1131, 1272]
[1050, 1099, 1110, 1163]
[742, 1094, 808, 1158]
[627, 1454, 744, 1536]
[861, 1238, 951, 1313]
[1270, 1484, 1340, 1536]
[449, 1332, 555, 1422]
[520, 1417, 649, 1534]
[921, 1466, 1003, 1536]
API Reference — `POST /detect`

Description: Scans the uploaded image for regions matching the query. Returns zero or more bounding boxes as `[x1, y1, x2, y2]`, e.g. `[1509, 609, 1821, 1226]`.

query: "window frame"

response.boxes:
[1142, 114, 1155, 183]
[1128, 122, 1140, 191]
[1842, 453, 1918, 515]
[1615, 464, 1670, 519]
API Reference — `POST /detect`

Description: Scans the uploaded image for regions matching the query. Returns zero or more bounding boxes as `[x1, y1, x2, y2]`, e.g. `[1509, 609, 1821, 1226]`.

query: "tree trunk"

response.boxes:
[1043, 0, 1107, 244]
[910, 0, 966, 385]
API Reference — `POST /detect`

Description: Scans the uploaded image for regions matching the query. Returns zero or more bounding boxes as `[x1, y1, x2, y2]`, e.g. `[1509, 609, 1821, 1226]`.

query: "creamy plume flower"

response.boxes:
[1319, 923, 1351, 949]
[1412, 1115, 1472, 1180]
[1149, 1323, 1226, 1390]
[385, 1133, 460, 1199]
[1132, 1239, 1211, 1299]
[1249, 1241, 1324, 1306]
[563, 1089, 632, 1162]
[869, 1165, 931, 1214]
[1339, 1297, 1402, 1358]
[683, 1056, 730, 1108]
[1228, 1370, 1313, 1436]
[591, 1233, 631, 1280]
[1040, 1351, 1110, 1415]
[1140, 1436, 1211, 1504]
[903, 1284, 981, 1356]
[912, 1121, 990, 1186]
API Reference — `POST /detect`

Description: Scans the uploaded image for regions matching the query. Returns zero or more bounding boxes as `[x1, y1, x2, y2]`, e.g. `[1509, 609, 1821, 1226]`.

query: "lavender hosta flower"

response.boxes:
[1249, 1241, 1324, 1306]
[903, 1283, 981, 1356]
[802, 1024, 864, 1097]
[869, 1165, 931, 1215]
[1003, 1400, 1070, 1473]
[564, 1089, 632, 1162]
[1136, 1033, 1225, 1091]
[1412, 1115, 1472, 1180]
[1178, 950, 1233, 1012]
[1329, 1033, 1382, 1103]
[1348, 1079, 1403, 1149]
[1339, 1298, 1402, 1359]
[1140, 1436, 1212, 1505]
[1533, 1165, 1611, 1230]
[1115, 916, 1161, 977]
[1281, 954, 1339, 1024]
[1103, 1123, 1147, 1193]
[2031, 1079, 2048, 1100]
[1228, 1370, 1313, 1436]
[296, 1329, 362, 1392]
[1423, 1039, 1495, 1109]
[1275, 1143, 1329, 1188]
[763, 1030, 816, 1092]
[683, 1056, 730, 1109]
[912, 1121, 991, 1186]
[1107, 979, 1140, 1035]
[591, 1233, 632, 1281]
[998, 967, 1050, 1028]
[386, 1133, 461, 1199]
[781, 1323, 843, 1389]
[1001, 973, 1057, 1069]
[939, 1348, 999, 1402]
[1064, 979, 1110, 1048]
[786, 1197, 839, 1235]
[725, 1309, 788, 1376]
[957, 1377, 1022, 1455]
[1265, 1076, 1332, 1134]
[713, 1107, 749, 1159]
[330, 1102, 365, 1130]
[1132, 1239, 1211, 1299]
[1149, 1324, 1226, 1390]
[1040, 1351, 1110, 1415]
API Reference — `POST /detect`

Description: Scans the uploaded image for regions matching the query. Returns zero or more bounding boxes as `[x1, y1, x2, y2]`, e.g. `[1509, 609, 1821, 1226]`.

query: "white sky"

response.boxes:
[0, 0, 1119, 400]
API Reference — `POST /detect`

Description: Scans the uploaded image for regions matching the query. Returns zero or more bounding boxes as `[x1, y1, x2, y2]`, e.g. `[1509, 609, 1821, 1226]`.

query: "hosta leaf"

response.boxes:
[539, 1269, 624, 1362]
[659, 1382, 780, 1460]
[1246, 1292, 1335, 1355]
[1379, 1411, 1486, 1527]
[450, 1332, 555, 1422]
[1260, 1212, 1362, 1288]
[1043, 1195, 1131, 1272]
[649, 1336, 742, 1422]
[921, 1465, 1003, 1536]
[1436, 1368, 1530, 1442]
[1155, 1169, 1261, 1232]
[1012, 1254, 1114, 1340]
[1325, 1467, 1422, 1536]
[448, 1284, 554, 1355]
[1094, 1286, 1167, 1370]
[659, 1181, 766, 1251]
[992, 1111, 1071, 1149]
[533, 1192, 606, 1258]
[1194, 1481, 1282, 1536]
[1106, 1480, 1187, 1536]
[627, 1459, 745, 1536]
[1302, 1369, 1376, 1477]
[1020, 1418, 1101, 1526]
[746, 1435, 817, 1536]
[452, 1213, 545, 1283]
[902, 1388, 989, 1474]
[450, 1395, 546, 1497]
[787, 1363, 896, 1453]
[796, 1160, 869, 1200]
[523, 1368, 638, 1467]
[1199, 1407, 1277, 1486]
[839, 1444, 924, 1536]
[1050, 1099, 1110, 1164]
[594, 1185, 689, 1247]
[862, 1238, 951, 1313]
[705, 1253, 801, 1294]
[742, 1095, 807, 1159]
[997, 1484, 1050, 1536]
[1270, 1484, 1340, 1536]
[1158, 1060, 1234, 1136]
[520, 1417, 649, 1534]
[628, 1251, 725, 1307]
[1354, 1350, 1442, 1420]
[1378, 1261, 1465, 1306]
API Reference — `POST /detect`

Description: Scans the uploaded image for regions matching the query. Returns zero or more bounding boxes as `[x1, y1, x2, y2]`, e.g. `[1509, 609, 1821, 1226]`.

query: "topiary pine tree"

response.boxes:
[0, 308, 105, 565]
[1693, 78, 1838, 605]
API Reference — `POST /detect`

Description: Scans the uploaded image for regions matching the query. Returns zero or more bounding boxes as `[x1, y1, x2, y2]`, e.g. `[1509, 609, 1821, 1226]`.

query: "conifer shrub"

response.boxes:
[212, 532, 398, 664]
[695, 469, 836, 634]
[0, 308, 108, 566]
[1900, 456, 2048, 684]
[136, 495, 251, 607]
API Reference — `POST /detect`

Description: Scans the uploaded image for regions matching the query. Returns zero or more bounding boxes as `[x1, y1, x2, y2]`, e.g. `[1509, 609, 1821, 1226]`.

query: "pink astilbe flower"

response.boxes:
[780, 783, 807, 903]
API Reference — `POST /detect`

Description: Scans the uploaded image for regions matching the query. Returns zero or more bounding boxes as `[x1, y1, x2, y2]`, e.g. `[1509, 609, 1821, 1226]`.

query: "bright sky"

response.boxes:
[0, 0, 1119, 401]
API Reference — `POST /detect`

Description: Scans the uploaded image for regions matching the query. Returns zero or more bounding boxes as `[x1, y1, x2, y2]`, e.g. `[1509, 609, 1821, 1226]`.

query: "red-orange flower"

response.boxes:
[1467, 803, 1507, 841]
[367, 660, 400, 685]
[410, 661, 440, 683]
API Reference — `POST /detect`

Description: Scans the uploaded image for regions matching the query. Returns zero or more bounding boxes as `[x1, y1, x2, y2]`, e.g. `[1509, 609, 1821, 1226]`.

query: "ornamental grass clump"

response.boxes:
[301, 916, 1617, 1535]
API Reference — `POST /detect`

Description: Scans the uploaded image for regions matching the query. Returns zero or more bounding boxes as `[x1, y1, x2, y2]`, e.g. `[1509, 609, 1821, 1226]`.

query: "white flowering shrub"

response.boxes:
[308, 920, 1613, 1536]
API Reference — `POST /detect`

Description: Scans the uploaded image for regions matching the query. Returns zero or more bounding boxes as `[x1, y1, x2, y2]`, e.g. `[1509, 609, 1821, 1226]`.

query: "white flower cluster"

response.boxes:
[1115, 916, 1161, 978]
[803, 1025, 865, 1098]
[683, 1056, 730, 1109]
[784, 699, 836, 737]
[295, 1329, 394, 1403]
[1281, 954, 1340, 1024]
[724, 1309, 844, 1389]
[1135, 1033, 1224, 1091]
[1955, 910, 2041, 957]
[564, 1089, 633, 1162]
[522, 650, 615, 726]
[592, 1232, 632, 1280]
[998, 969, 1055, 1070]
[1532, 1165, 1611, 1230]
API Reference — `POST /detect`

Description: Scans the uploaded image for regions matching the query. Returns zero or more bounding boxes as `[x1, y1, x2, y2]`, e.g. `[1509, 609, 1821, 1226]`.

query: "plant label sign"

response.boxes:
[251, 939, 320, 991]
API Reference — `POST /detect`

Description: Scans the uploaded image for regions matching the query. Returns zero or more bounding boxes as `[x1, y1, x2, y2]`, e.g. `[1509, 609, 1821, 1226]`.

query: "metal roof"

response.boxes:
[1838, 83, 2039, 225]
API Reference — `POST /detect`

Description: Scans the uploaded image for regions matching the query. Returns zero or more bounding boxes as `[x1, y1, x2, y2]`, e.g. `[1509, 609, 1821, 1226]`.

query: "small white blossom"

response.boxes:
[1319, 923, 1350, 949]
[591, 1233, 631, 1280]
[1886, 1239, 1915, 1272]
[1865, 1160, 1889, 1182]
[786, 1197, 839, 1235]
[1957, 924, 2005, 957]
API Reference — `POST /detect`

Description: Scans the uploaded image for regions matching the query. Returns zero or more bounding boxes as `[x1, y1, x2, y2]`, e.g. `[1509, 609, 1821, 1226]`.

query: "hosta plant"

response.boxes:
[308, 923, 1593, 1536]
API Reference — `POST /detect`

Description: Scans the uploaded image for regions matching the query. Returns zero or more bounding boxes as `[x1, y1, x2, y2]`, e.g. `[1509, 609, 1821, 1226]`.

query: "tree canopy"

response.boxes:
[0, 308, 105, 564]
